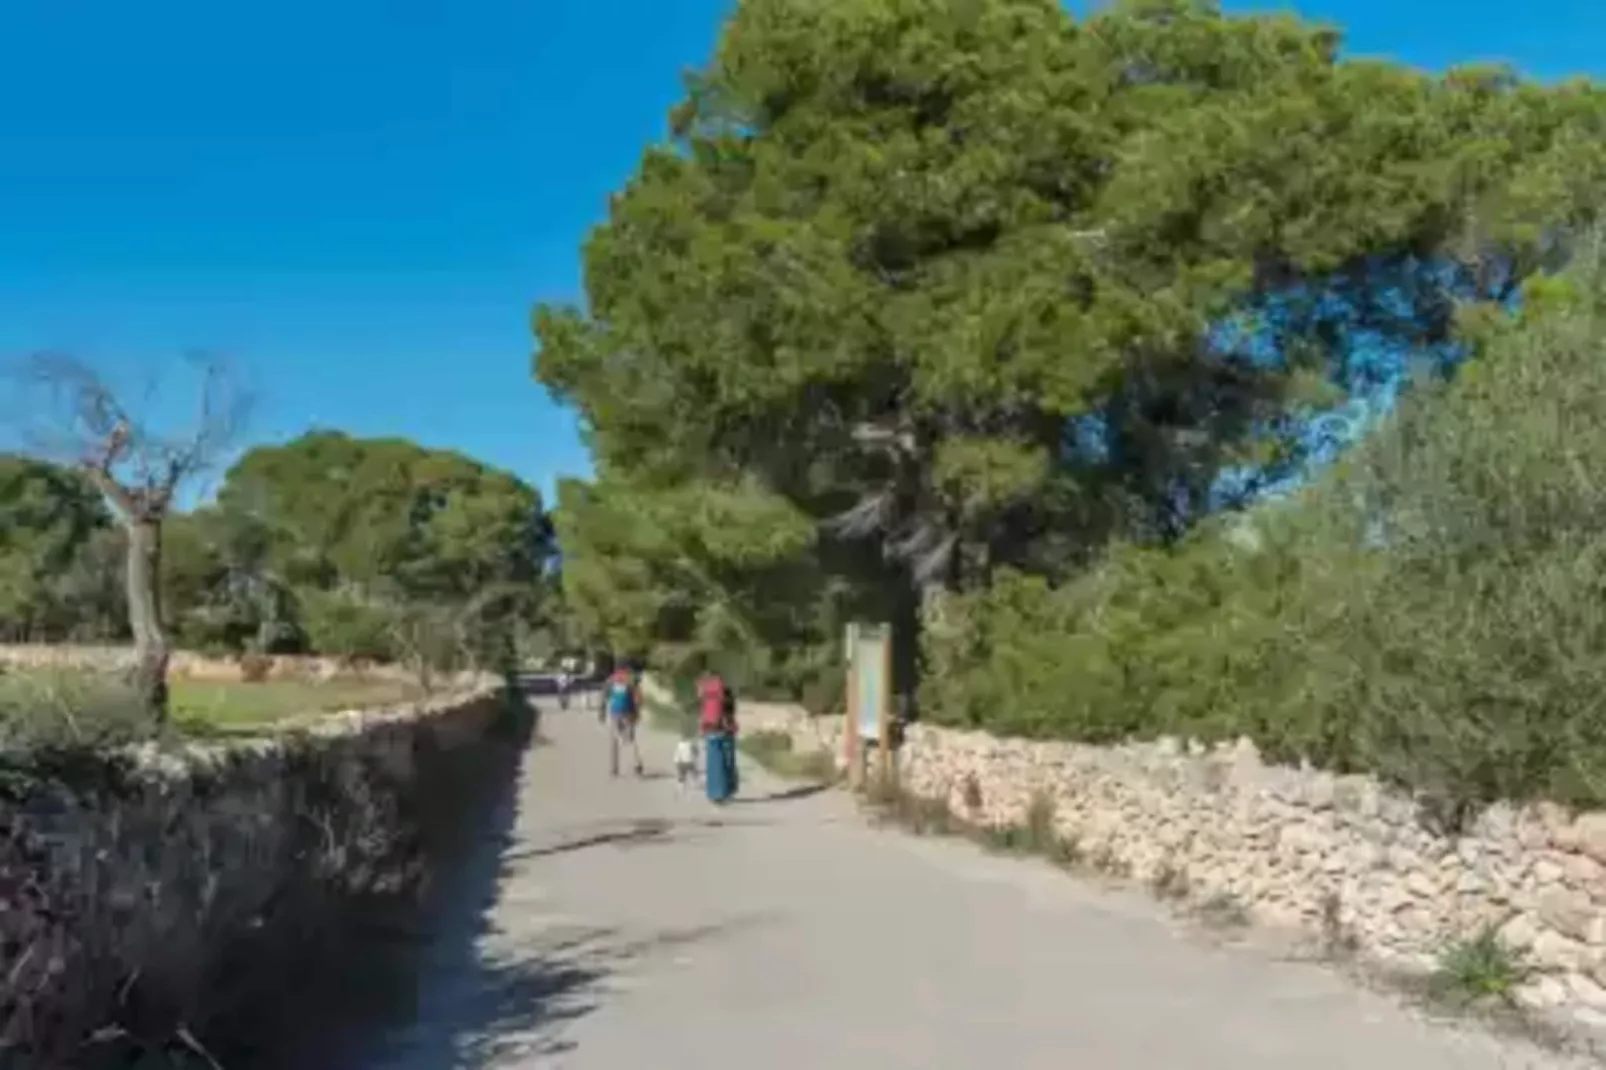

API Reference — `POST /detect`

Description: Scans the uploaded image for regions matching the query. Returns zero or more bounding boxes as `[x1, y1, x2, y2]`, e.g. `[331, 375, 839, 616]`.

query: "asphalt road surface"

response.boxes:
[337, 699, 1588, 1069]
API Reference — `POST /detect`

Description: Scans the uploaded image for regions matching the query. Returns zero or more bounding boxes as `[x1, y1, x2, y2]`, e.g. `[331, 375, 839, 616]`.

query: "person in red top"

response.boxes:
[698, 667, 738, 803]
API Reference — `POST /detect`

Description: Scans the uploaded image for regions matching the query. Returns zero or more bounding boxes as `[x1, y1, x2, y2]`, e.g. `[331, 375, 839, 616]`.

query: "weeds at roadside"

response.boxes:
[864, 778, 1090, 872]
[960, 772, 984, 813]
[1150, 859, 1190, 901]
[853, 759, 1590, 1059]
[1318, 891, 1360, 959]
[737, 730, 838, 782]
[644, 699, 693, 735]
[1359, 924, 1587, 1057]
[1301, 912, 1581, 1058]
[863, 773, 950, 834]
[1022, 790, 1058, 854]
[845, 768, 1578, 1053]
[1427, 925, 1532, 1009]
[977, 823, 1029, 854]
[1195, 891, 1252, 929]
[0, 669, 161, 755]
[1046, 832, 1085, 869]
[642, 696, 839, 783]
[896, 792, 955, 836]
[1088, 844, 1132, 879]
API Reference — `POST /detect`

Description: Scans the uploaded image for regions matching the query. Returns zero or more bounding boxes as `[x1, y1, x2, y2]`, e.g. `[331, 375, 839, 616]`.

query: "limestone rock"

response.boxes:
[1572, 813, 1606, 866]
[1538, 887, 1599, 943]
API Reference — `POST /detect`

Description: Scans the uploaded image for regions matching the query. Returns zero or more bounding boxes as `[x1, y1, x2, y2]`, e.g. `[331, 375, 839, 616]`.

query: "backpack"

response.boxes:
[605, 675, 636, 716]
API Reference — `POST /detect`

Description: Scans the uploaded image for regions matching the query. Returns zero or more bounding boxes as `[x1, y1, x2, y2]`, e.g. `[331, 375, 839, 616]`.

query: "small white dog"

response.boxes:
[673, 737, 700, 792]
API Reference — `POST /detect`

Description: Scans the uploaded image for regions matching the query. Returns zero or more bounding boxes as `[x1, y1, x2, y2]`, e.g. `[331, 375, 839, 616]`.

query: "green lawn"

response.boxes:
[170, 678, 427, 734]
[645, 696, 696, 735]
[0, 668, 426, 742]
[738, 729, 839, 782]
[645, 692, 838, 783]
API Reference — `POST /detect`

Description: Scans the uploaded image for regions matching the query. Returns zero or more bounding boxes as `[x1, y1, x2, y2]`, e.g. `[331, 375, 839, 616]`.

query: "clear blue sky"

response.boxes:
[1, 0, 1601, 506]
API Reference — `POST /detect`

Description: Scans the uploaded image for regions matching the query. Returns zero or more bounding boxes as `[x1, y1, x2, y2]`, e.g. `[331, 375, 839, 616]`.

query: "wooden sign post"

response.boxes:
[843, 622, 892, 792]
[876, 630, 894, 788]
[844, 622, 862, 790]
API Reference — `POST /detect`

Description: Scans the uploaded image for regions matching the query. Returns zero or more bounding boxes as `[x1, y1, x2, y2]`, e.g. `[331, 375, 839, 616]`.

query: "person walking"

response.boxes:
[602, 666, 645, 778]
[698, 669, 739, 804]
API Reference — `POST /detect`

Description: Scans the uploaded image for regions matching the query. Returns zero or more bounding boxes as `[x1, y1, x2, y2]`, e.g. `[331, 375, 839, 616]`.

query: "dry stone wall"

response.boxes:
[0, 684, 519, 1067]
[736, 701, 1606, 1040]
[0, 641, 489, 687]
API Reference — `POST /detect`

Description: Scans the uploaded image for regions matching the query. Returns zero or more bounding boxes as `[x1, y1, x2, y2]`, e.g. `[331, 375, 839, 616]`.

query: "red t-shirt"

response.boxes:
[699, 675, 727, 731]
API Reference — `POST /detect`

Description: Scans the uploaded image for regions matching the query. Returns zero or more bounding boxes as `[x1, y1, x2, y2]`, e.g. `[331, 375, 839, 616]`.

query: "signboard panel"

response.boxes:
[855, 629, 887, 740]
[843, 621, 893, 789]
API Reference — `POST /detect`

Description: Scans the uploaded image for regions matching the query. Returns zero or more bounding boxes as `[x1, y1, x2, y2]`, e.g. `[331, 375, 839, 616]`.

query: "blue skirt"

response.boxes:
[704, 732, 738, 802]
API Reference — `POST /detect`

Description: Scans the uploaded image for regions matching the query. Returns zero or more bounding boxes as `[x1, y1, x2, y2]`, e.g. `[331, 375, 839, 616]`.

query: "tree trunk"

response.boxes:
[124, 516, 170, 720]
[891, 577, 927, 722]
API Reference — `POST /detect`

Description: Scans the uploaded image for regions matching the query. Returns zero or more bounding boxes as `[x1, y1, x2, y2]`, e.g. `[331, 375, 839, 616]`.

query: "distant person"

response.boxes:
[603, 666, 645, 778]
[555, 668, 571, 709]
[699, 669, 739, 804]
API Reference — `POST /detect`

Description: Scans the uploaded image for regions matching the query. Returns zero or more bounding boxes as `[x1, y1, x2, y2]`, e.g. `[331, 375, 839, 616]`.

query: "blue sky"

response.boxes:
[1, 0, 1601, 507]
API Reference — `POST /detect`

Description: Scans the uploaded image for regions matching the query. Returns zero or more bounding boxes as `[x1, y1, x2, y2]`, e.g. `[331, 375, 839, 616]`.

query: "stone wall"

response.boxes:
[0, 641, 486, 687]
[0, 683, 522, 1067]
[736, 701, 1606, 1039]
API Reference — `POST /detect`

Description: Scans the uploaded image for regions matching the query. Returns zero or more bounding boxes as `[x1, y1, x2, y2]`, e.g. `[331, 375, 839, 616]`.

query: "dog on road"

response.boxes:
[673, 737, 699, 793]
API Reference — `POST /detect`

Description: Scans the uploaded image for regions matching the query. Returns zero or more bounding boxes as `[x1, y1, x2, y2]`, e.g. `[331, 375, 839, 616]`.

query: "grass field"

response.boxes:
[169, 677, 426, 734]
[645, 697, 695, 735]
[737, 729, 839, 782]
[0, 668, 426, 742]
[646, 692, 838, 783]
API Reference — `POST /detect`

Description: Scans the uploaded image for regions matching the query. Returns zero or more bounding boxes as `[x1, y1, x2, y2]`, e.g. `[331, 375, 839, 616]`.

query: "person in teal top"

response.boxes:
[602, 667, 645, 778]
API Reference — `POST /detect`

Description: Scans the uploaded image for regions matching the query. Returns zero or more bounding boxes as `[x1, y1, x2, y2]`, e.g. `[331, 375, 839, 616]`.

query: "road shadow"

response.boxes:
[227, 695, 609, 1069]
[452, 913, 778, 1067]
[260, 694, 771, 1069]
[732, 782, 834, 805]
[229, 697, 543, 1068]
[503, 814, 775, 864]
[511, 817, 677, 859]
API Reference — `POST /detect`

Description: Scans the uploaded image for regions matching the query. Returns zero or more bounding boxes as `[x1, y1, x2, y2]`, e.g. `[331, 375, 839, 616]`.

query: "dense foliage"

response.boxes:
[535, 0, 1606, 811]
[927, 253, 1606, 816]
[0, 458, 124, 642]
[0, 432, 555, 673]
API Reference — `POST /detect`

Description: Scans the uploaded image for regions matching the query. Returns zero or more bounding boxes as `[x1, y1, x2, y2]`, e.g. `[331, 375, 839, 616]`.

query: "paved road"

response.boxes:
[343, 701, 1584, 1069]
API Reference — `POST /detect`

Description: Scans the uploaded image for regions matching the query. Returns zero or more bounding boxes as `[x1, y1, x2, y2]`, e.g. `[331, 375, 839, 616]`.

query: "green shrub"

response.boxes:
[921, 252, 1606, 816]
[0, 669, 160, 756]
[0, 670, 161, 797]
[739, 728, 795, 760]
[738, 729, 837, 781]
[1303, 262, 1606, 816]
[920, 520, 1322, 748]
[297, 590, 395, 662]
[238, 652, 274, 683]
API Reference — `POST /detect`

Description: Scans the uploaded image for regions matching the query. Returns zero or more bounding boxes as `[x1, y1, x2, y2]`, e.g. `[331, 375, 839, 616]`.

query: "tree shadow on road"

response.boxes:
[241, 698, 604, 1068]
[448, 918, 772, 1067]
[503, 814, 775, 863]
[509, 816, 676, 858]
[270, 699, 770, 1069]
[246, 698, 554, 1068]
[732, 782, 834, 805]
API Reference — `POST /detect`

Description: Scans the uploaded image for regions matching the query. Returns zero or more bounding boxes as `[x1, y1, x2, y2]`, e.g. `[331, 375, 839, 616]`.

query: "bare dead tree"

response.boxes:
[14, 352, 251, 719]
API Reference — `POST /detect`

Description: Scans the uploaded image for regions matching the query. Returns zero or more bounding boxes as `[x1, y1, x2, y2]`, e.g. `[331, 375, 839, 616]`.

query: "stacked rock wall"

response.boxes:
[735, 700, 1606, 1037]
[0, 685, 518, 1066]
